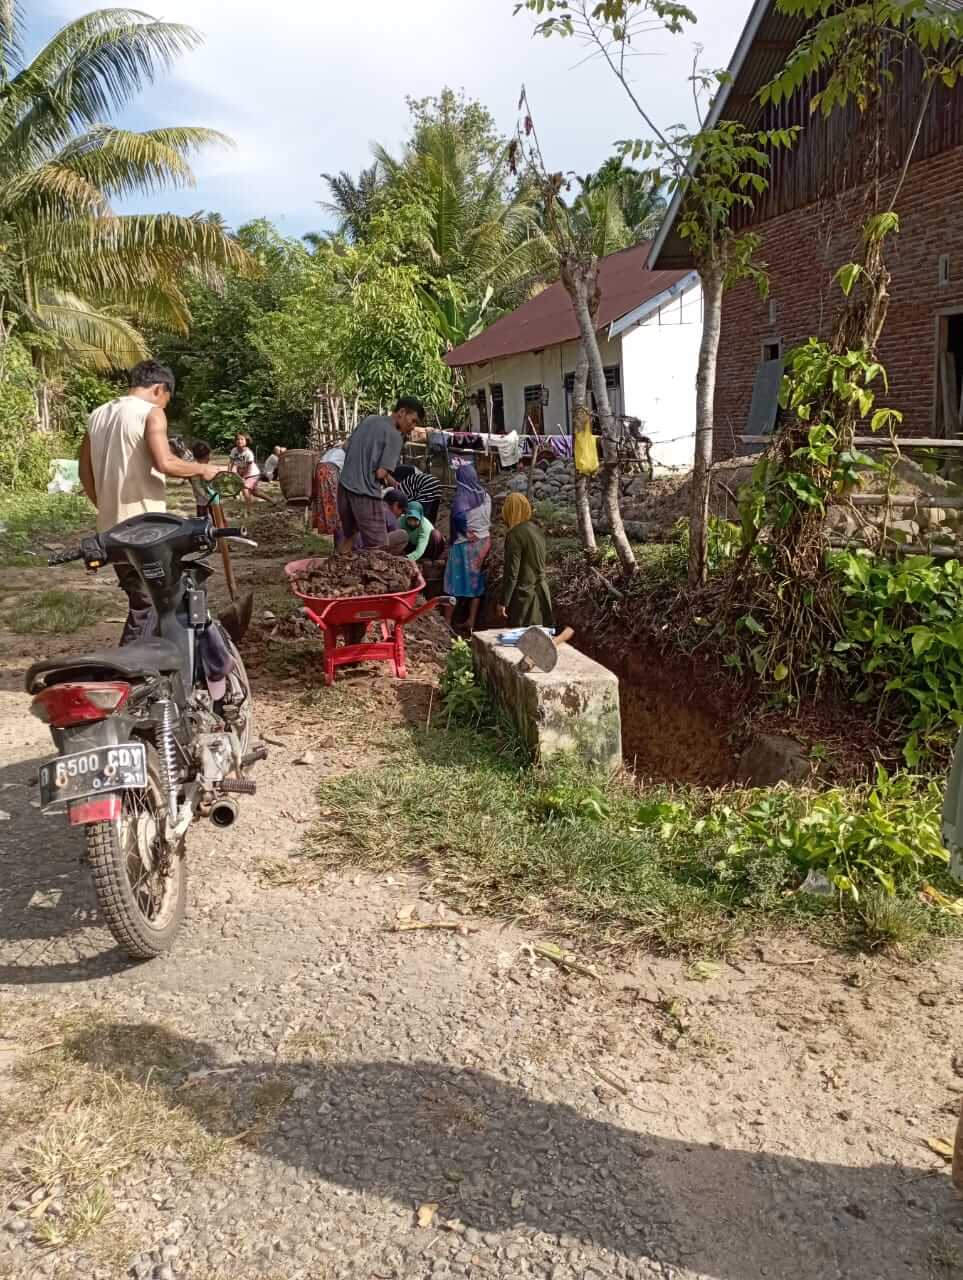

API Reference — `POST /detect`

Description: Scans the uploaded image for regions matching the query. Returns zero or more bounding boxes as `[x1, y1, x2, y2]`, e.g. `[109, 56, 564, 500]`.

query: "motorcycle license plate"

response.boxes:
[39, 743, 147, 809]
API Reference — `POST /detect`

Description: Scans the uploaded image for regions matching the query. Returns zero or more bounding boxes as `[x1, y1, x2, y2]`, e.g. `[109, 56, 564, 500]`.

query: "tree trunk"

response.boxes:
[563, 256, 636, 575]
[689, 261, 724, 588]
[572, 340, 597, 554]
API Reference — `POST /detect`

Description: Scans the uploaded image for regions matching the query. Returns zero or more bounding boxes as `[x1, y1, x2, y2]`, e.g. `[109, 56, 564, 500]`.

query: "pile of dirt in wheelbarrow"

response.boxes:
[291, 551, 420, 599]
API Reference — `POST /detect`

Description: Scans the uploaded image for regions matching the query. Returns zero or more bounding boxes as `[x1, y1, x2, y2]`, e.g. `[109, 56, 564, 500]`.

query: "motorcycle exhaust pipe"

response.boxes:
[209, 798, 239, 829]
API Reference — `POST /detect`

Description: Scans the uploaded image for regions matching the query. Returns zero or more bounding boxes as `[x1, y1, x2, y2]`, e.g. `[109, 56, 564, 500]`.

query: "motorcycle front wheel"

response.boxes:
[86, 761, 186, 961]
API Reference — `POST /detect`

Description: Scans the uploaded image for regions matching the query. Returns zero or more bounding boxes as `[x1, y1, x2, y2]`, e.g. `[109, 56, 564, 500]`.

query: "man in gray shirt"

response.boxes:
[337, 397, 425, 553]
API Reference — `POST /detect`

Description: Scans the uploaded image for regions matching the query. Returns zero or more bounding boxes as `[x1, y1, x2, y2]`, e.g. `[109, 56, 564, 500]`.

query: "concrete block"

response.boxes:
[472, 630, 622, 771]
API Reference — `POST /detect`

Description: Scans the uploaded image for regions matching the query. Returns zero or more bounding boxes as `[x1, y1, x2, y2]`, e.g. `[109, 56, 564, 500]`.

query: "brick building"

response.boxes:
[649, 0, 963, 460]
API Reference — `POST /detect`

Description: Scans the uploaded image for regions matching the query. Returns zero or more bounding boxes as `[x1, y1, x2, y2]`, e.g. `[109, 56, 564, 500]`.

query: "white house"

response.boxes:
[445, 242, 702, 471]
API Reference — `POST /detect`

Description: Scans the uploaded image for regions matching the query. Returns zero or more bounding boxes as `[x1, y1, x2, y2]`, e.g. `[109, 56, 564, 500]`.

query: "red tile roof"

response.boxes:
[445, 241, 689, 367]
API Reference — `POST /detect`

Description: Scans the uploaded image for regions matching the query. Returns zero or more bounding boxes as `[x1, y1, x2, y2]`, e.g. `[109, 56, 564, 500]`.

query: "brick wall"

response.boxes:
[714, 143, 963, 460]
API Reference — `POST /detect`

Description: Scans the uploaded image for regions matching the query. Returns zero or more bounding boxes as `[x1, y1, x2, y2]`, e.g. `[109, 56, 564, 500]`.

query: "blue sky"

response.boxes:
[30, 1, 745, 241]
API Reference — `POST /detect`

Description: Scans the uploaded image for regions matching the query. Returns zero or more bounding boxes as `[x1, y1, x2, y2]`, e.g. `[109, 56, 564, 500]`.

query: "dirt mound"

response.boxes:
[405, 608, 452, 669]
[292, 551, 419, 600]
[245, 504, 330, 557]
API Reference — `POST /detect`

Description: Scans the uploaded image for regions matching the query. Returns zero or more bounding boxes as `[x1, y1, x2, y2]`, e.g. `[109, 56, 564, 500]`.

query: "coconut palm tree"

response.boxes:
[568, 182, 631, 259]
[579, 156, 666, 244]
[0, 5, 246, 371]
[320, 163, 383, 243]
[374, 118, 553, 310]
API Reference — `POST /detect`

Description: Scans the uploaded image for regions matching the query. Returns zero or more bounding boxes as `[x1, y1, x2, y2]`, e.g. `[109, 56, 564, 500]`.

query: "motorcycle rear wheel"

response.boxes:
[86, 761, 186, 961]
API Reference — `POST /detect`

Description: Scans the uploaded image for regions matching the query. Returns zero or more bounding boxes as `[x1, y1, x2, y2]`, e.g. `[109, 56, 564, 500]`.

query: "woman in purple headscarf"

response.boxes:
[443, 462, 492, 632]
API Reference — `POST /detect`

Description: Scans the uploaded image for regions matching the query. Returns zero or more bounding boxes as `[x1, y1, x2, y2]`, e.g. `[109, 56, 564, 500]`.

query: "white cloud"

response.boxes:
[37, 0, 747, 235]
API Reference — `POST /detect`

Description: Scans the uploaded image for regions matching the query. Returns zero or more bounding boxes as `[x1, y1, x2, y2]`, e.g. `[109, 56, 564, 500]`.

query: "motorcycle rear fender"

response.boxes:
[52, 711, 148, 756]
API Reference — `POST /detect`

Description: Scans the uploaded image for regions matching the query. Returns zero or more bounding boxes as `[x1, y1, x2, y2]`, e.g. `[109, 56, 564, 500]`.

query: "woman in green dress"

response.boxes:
[497, 493, 553, 627]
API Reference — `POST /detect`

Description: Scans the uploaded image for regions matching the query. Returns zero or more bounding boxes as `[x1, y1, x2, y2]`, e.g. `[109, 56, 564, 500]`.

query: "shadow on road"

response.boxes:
[65, 1022, 963, 1280]
[0, 752, 129, 983]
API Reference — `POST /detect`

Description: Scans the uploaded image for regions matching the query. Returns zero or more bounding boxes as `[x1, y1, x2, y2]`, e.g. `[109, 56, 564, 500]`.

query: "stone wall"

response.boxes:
[471, 630, 622, 772]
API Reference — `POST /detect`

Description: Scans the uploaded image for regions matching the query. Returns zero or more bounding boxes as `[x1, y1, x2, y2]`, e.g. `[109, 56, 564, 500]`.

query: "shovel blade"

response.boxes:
[220, 592, 254, 644]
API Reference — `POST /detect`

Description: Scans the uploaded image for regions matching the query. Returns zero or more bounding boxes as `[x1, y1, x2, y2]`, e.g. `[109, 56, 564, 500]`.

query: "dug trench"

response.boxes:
[572, 634, 745, 786]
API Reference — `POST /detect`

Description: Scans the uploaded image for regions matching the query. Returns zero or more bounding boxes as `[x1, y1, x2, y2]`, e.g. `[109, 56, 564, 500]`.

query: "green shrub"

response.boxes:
[0, 336, 49, 493]
[0, 492, 95, 565]
[832, 551, 963, 764]
[57, 368, 120, 450]
[637, 767, 949, 903]
[673, 515, 741, 573]
[441, 638, 490, 727]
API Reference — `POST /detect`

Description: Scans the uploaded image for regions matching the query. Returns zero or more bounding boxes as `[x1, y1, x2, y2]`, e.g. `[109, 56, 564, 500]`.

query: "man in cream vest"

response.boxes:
[79, 361, 222, 645]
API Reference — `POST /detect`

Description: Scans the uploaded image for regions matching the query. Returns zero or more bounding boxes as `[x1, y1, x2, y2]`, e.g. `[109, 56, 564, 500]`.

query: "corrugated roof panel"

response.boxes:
[445, 242, 690, 367]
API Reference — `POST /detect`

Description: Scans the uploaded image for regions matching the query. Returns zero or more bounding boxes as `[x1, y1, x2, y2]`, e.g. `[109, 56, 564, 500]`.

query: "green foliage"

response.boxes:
[0, 334, 48, 492]
[319, 718, 960, 953]
[56, 367, 120, 450]
[763, 1, 963, 115]
[375, 90, 550, 308]
[536, 777, 611, 823]
[580, 155, 667, 242]
[0, 6, 245, 369]
[152, 219, 311, 451]
[441, 639, 491, 728]
[833, 552, 963, 764]
[0, 491, 94, 565]
[674, 516, 740, 574]
[681, 768, 952, 901]
[338, 263, 452, 410]
[740, 337, 892, 547]
[624, 119, 797, 287]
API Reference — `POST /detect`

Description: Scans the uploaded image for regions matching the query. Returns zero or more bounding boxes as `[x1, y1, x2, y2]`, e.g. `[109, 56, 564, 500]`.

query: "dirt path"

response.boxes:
[1, 538, 962, 1280]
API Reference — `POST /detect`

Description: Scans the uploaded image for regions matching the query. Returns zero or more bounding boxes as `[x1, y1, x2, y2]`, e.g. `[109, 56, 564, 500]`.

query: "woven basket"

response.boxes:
[278, 449, 319, 503]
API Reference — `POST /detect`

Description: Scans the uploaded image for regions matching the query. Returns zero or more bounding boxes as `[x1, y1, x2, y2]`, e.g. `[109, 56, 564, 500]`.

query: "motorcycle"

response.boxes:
[25, 509, 265, 960]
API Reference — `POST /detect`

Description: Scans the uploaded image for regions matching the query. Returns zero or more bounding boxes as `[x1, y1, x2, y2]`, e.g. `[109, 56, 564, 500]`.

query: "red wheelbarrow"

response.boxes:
[285, 558, 448, 686]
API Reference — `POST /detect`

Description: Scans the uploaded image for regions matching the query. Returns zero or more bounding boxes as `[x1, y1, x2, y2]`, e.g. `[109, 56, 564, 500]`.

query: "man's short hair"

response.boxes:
[394, 396, 426, 423]
[129, 360, 175, 394]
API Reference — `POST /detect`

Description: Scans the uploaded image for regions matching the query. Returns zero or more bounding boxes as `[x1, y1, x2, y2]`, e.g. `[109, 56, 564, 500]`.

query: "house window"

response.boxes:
[524, 384, 545, 433]
[476, 389, 489, 432]
[563, 366, 623, 431]
[490, 384, 505, 433]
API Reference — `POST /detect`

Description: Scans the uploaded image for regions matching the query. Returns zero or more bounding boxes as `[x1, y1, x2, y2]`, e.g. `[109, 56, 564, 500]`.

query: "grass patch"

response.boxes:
[303, 532, 334, 557]
[1, 1009, 294, 1259]
[6, 588, 110, 634]
[302, 711, 962, 957]
[0, 493, 94, 566]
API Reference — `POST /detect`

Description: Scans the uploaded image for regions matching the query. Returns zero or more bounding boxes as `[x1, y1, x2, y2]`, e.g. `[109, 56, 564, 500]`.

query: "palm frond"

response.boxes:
[2, 162, 112, 221]
[36, 289, 148, 368]
[4, 13, 204, 160]
[53, 125, 230, 199]
[0, 0, 22, 77]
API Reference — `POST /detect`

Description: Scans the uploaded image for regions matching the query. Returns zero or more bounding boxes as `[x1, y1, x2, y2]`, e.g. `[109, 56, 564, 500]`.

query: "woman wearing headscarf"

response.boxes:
[498, 494, 553, 627]
[443, 463, 492, 632]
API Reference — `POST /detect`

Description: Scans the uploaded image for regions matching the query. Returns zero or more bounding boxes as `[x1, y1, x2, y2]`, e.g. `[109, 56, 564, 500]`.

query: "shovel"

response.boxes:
[517, 626, 575, 674]
[211, 499, 254, 644]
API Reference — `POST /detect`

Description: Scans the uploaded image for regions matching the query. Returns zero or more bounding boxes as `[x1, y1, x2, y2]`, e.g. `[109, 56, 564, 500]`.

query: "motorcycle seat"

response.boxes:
[26, 639, 182, 693]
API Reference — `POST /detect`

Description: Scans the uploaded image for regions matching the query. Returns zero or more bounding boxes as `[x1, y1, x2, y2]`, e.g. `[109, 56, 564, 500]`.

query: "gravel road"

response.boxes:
[1, 560, 962, 1280]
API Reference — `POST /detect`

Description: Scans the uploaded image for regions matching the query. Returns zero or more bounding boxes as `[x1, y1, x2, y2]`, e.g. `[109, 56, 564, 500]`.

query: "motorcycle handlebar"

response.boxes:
[213, 526, 248, 541]
[47, 546, 84, 566]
